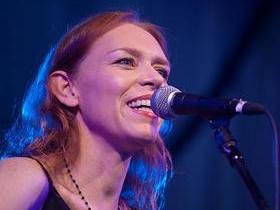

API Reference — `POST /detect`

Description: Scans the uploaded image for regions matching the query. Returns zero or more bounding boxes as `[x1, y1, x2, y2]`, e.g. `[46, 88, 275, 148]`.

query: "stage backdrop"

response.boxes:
[1, 1, 279, 210]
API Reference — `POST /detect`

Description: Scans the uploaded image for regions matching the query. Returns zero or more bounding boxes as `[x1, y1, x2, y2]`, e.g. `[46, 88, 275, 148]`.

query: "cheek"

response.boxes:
[76, 71, 134, 126]
[77, 69, 125, 101]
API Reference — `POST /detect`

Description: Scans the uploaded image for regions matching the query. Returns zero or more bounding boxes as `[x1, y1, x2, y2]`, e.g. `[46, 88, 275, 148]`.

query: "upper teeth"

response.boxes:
[128, 99, 151, 108]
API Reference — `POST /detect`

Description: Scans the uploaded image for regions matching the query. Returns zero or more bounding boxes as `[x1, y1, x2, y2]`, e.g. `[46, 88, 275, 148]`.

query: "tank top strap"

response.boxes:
[25, 156, 54, 185]
[24, 156, 71, 210]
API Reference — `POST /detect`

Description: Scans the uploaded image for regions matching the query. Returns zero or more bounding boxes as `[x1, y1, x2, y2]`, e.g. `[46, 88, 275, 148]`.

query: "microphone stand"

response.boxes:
[209, 118, 271, 210]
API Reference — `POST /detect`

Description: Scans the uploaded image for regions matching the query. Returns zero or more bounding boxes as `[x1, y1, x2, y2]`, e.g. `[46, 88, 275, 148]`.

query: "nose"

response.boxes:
[137, 65, 166, 89]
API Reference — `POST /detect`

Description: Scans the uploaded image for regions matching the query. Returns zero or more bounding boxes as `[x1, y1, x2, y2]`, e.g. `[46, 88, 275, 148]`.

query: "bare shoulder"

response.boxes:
[0, 157, 50, 210]
[0, 156, 49, 181]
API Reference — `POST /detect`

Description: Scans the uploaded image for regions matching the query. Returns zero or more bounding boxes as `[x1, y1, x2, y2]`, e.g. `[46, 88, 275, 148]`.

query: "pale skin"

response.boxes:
[0, 23, 170, 210]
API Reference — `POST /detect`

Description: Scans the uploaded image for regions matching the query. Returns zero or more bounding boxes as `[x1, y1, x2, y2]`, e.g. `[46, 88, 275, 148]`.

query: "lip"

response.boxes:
[130, 107, 158, 118]
[126, 94, 152, 104]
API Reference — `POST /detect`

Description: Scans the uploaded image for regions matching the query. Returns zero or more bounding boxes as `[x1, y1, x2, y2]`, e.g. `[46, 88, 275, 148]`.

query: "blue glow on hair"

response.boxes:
[121, 148, 172, 210]
[1, 48, 55, 158]
[21, 49, 54, 125]
[160, 119, 173, 139]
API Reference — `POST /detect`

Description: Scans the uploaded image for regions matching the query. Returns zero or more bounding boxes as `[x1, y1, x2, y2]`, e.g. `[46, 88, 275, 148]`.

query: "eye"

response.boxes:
[114, 58, 136, 66]
[156, 68, 169, 80]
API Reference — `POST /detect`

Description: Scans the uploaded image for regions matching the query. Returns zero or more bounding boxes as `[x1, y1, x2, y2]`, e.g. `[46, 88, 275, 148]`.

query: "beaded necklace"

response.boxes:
[63, 156, 121, 210]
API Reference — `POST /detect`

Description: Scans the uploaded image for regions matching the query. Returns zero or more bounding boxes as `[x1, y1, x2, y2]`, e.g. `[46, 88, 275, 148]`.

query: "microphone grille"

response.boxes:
[151, 85, 181, 119]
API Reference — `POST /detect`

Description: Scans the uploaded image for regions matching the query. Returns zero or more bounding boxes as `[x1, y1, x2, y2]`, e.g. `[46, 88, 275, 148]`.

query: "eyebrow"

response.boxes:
[107, 47, 170, 67]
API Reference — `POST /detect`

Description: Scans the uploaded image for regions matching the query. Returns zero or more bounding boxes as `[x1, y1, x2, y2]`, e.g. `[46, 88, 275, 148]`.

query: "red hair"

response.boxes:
[22, 11, 172, 210]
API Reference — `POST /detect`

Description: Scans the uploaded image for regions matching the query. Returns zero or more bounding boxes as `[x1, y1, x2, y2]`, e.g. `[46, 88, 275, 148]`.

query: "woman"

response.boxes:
[0, 11, 172, 210]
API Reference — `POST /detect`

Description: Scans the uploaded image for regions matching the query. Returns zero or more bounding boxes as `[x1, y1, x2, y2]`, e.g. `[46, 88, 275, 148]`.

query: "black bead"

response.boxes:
[63, 155, 92, 210]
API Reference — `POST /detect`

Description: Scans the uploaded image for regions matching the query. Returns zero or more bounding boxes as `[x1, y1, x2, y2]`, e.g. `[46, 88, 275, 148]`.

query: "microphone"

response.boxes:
[151, 85, 265, 120]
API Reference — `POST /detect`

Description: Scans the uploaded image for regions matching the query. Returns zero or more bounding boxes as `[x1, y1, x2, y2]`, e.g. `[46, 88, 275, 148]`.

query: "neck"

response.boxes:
[63, 116, 132, 210]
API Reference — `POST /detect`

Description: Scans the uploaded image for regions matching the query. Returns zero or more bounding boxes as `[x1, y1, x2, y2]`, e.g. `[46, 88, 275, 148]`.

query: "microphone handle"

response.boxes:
[171, 93, 239, 119]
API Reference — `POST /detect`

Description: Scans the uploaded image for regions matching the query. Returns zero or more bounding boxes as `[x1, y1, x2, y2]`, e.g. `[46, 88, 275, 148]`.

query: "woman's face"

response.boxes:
[73, 23, 170, 153]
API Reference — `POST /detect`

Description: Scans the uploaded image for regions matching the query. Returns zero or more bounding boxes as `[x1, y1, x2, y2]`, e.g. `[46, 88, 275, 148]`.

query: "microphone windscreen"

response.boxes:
[151, 85, 181, 119]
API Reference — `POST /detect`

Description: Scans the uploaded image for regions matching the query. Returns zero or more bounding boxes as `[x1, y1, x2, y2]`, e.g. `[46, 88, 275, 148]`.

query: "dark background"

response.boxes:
[1, 1, 279, 210]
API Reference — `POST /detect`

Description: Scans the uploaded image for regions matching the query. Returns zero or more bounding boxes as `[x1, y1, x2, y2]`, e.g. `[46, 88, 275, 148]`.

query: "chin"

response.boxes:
[128, 127, 159, 146]
[118, 118, 162, 151]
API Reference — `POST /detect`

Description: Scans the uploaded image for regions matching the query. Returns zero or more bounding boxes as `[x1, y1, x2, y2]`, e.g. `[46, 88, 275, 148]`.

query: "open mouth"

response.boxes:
[127, 99, 152, 112]
[126, 94, 158, 118]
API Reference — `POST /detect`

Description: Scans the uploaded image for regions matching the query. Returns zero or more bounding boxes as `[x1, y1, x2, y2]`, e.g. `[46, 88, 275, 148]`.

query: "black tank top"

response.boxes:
[31, 157, 71, 210]
[31, 157, 138, 210]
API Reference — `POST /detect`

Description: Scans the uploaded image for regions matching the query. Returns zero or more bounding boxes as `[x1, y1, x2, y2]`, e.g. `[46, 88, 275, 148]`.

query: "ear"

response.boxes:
[49, 71, 79, 107]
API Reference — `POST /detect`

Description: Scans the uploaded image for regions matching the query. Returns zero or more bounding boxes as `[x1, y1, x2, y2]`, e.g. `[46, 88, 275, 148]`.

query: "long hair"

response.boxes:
[2, 11, 172, 210]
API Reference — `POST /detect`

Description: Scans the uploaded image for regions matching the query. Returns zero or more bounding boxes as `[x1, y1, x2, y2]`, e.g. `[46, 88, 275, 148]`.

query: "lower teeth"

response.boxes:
[135, 107, 152, 112]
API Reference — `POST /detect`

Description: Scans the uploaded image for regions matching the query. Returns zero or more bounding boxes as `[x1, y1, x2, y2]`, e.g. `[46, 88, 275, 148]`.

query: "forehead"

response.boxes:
[88, 23, 167, 59]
